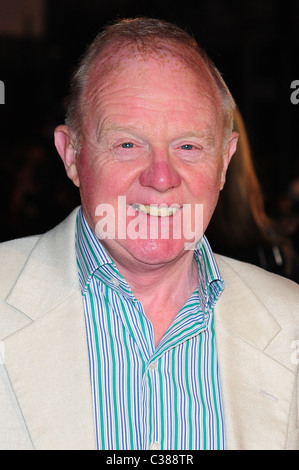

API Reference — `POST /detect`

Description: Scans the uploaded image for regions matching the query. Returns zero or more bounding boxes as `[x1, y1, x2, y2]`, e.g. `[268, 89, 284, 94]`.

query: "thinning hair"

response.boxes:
[65, 17, 236, 149]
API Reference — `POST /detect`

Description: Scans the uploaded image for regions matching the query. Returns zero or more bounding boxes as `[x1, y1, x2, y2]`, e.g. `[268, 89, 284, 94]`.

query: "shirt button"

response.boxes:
[110, 278, 120, 287]
[149, 361, 158, 370]
[150, 442, 161, 450]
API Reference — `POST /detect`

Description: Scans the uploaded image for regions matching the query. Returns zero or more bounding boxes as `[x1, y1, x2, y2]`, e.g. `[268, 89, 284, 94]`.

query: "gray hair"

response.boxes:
[65, 17, 236, 149]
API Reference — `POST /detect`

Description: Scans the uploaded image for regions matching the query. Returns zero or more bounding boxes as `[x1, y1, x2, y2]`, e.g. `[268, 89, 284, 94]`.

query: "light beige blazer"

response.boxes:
[0, 208, 298, 450]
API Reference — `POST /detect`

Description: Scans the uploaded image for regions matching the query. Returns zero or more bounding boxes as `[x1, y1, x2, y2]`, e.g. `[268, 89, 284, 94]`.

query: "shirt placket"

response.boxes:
[141, 355, 162, 450]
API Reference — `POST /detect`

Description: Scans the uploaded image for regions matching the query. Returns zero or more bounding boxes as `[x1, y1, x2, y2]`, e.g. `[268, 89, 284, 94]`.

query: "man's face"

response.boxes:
[60, 50, 237, 266]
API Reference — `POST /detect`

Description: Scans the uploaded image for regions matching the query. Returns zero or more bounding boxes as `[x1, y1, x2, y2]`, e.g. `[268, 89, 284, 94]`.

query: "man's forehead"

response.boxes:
[81, 41, 223, 139]
[87, 40, 213, 91]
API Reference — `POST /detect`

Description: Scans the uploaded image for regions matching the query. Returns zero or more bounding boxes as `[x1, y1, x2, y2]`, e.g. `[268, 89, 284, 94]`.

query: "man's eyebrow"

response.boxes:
[96, 123, 137, 141]
[182, 129, 214, 139]
[178, 129, 217, 148]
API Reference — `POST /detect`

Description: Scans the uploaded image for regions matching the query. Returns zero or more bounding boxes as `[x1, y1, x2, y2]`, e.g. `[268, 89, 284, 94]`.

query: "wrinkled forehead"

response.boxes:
[84, 40, 221, 107]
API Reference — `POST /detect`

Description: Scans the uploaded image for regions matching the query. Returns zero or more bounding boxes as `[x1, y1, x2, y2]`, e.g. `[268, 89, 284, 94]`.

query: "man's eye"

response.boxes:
[181, 144, 194, 150]
[121, 142, 134, 148]
[111, 140, 146, 161]
[173, 142, 203, 163]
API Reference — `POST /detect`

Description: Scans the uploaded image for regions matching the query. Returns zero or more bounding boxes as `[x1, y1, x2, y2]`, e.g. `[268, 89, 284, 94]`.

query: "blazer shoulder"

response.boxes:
[215, 254, 299, 324]
[0, 235, 40, 338]
[0, 236, 40, 292]
[0, 208, 80, 338]
[0, 208, 80, 300]
[0, 234, 39, 255]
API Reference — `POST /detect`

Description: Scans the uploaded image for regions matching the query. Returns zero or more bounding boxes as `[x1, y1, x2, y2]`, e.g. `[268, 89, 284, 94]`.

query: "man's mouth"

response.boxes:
[130, 204, 181, 217]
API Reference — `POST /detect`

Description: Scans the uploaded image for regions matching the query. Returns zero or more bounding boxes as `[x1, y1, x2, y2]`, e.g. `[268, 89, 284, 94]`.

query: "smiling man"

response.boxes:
[55, 36, 237, 347]
[0, 18, 298, 450]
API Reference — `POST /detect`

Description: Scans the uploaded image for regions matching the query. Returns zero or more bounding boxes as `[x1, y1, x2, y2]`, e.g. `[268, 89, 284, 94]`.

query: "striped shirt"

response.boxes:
[75, 208, 225, 450]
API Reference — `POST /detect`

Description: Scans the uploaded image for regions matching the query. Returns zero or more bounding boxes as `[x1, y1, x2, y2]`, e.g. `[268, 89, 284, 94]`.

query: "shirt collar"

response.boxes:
[75, 207, 224, 301]
[195, 236, 224, 309]
[195, 236, 223, 285]
[75, 207, 115, 289]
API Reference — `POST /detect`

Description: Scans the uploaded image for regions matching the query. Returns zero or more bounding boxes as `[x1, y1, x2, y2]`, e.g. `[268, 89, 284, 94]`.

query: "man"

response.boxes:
[0, 17, 298, 450]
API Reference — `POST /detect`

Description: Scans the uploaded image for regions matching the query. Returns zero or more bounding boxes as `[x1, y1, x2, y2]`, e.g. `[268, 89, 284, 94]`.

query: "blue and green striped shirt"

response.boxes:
[75, 207, 225, 450]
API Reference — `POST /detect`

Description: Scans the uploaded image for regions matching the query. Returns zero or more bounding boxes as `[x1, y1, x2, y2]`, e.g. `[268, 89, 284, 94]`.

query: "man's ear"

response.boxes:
[220, 131, 239, 190]
[54, 125, 80, 187]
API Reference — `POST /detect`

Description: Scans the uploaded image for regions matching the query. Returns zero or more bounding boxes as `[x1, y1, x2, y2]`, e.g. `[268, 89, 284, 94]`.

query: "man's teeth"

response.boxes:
[131, 204, 180, 217]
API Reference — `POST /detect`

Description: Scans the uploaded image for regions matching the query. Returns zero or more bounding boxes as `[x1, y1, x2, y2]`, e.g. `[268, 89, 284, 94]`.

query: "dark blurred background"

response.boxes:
[0, 0, 299, 278]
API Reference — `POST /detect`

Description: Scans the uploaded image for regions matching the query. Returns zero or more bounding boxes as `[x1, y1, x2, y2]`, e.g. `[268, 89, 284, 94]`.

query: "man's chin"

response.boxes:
[108, 237, 196, 267]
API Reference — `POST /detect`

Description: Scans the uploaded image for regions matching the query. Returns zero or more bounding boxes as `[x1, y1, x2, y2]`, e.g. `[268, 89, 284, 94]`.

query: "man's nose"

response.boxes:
[139, 153, 181, 192]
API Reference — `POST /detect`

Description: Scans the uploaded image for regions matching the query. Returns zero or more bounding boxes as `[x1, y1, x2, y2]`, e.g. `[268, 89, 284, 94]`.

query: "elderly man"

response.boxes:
[0, 17, 298, 450]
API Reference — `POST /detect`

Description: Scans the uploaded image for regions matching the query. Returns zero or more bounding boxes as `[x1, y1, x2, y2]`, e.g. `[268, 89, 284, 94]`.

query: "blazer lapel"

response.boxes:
[214, 255, 296, 450]
[4, 209, 96, 449]
[6, 210, 81, 320]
